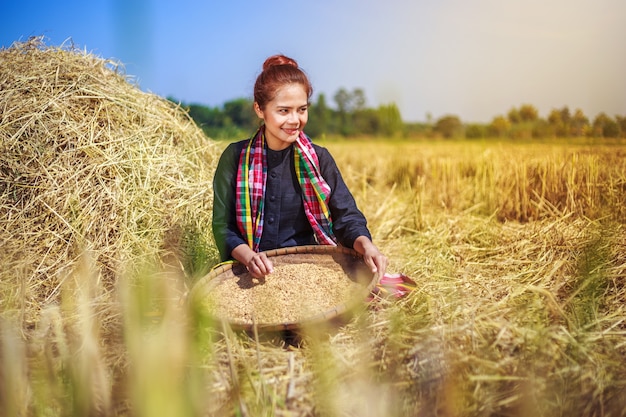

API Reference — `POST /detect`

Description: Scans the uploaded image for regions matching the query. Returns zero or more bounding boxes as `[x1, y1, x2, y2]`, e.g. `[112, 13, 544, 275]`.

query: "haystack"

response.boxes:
[0, 38, 221, 325]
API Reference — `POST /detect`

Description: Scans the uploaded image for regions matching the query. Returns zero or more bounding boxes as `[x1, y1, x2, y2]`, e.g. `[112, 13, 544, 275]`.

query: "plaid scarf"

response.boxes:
[235, 126, 336, 252]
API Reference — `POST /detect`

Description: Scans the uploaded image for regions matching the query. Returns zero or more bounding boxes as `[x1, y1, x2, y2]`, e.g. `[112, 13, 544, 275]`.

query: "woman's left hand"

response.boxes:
[353, 236, 388, 280]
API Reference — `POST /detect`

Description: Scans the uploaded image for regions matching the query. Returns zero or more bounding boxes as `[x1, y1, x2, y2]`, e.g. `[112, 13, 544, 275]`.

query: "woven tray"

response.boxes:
[189, 245, 376, 331]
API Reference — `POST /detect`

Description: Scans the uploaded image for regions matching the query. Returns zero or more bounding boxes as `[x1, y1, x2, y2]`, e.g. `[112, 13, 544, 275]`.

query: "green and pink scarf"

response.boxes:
[235, 126, 336, 252]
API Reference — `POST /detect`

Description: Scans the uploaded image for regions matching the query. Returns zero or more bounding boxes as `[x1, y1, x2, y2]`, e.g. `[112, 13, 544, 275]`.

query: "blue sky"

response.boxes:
[2, 0, 625, 123]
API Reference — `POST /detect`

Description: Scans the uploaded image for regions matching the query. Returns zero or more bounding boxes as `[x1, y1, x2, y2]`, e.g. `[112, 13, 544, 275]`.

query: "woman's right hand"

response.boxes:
[245, 252, 274, 278]
[232, 244, 274, 278]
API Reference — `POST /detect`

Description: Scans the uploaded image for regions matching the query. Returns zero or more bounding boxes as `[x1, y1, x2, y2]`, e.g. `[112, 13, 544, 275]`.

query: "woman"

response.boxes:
[212, 54, 388, 279]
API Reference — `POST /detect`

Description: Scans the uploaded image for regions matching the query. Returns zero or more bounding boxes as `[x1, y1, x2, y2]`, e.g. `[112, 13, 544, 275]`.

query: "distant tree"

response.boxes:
[186, 103, 224, 128]
[223, 98, 256, 131]
[350, 89, 372, 135]
[616, 115, 626, 138]
[353, 108, 380, 135]
[507, 107, 521, 124]
[545, 106, 573, 137]
[488, 115, 511, 138]
[377, 103, 403, 137]
[560, 106, 571, 125]
[333, 88, 353, 135]
[352, 88, 367, 111]
[547, 108, 567, 137]
[465, 123, 487, 139]
[570, 108, 589, 137]
[307, 93, 331, 137]
[333, 88, 351, 114]
[519, 104, 539, 122]
[547, 108, 562, 125]
[592, 113, 620, 138]
[532, 118, 551, 139]
[434, 114, 463, 138]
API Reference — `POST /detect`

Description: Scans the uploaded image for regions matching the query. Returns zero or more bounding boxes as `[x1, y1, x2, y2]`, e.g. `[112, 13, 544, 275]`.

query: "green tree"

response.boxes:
[532, 118, 552, 139]
[333, 88, 353, 135]
[434, 114, 463, 139]
[592, 113, 620, 138]
[560, 106, 571, 125]
[186, 103, 224, 128]
[570, 108, 589, 137]
[519, 104, 539, 122]
[377, 103, 403, 137]
[548, 108, 567, 137]
[333, 88, 351, 114]
[223, 98, 256, 131]
[547, 108, 562, 125]
[352, 88, 367, 111]
[465, 123, 487, 139]
[488, 115, 511, 138]
[615, 115, 626, 138]
[307, 93, 331, 137]
[353, 108, 380, 135]
[350, 89, 371, 135]
[507, 107, 521, 124]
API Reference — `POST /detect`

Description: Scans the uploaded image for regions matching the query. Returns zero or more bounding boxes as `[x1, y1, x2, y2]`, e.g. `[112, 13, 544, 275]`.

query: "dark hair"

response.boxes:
[253, 55, 313, 110]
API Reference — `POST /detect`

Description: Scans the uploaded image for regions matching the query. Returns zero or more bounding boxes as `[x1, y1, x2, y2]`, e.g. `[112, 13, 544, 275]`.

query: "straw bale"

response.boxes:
[0, 38, 220, 324]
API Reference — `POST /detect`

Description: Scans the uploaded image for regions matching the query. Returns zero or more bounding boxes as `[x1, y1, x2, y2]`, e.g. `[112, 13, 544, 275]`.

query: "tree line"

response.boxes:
[170, 90, 626, 140]
[171, 87, 402, 140]
[441, 104, 626, 140]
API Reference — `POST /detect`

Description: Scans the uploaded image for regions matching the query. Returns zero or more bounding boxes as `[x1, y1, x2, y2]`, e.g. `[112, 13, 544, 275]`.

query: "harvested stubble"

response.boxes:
[0, 38, 220, 325]
[206, 262, 361, 325]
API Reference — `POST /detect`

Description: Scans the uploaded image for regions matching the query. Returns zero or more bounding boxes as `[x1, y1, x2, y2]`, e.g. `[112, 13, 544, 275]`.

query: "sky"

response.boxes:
[2, 0, 625, 123]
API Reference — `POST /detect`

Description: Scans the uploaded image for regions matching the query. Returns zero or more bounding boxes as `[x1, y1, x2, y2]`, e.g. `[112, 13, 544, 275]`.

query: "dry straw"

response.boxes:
[0, 37, 221, 326]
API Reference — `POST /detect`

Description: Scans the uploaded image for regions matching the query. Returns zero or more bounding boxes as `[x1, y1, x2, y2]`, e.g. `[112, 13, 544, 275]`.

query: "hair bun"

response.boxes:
[254, 54, 312, 108]
[262, 54, 298, 71]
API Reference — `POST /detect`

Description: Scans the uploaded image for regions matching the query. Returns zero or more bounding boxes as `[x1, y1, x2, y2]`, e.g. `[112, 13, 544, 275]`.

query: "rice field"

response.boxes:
[4, 138, 626, 417]
[2, 40, 626, 416]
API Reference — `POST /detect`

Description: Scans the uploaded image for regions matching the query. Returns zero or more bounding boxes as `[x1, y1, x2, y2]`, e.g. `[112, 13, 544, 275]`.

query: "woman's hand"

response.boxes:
[353, 236, 388, 280]
[231, 244, 274, 279]
[245, 252, 274, 278]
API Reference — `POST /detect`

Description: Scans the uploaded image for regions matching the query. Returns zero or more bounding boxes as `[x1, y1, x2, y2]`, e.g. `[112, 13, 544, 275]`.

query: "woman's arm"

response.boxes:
[314, 145, 388, 278]
[314, 145, 371, 247]
[212, 141, 275, 278]
[212, 142, 248, 261]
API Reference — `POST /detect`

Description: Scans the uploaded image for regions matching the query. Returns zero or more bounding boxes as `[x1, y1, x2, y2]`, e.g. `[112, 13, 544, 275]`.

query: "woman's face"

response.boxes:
[254, 83, 308, 151]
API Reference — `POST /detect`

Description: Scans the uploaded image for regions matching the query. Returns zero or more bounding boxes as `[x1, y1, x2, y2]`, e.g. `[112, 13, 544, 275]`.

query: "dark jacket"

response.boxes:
[212, 139, 371, 261]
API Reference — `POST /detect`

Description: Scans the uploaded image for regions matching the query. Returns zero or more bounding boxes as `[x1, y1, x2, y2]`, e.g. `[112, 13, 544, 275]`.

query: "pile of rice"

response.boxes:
[207, 262, 360, 324]
[193, 249, 375, 329]
[0, 38, 221, 325]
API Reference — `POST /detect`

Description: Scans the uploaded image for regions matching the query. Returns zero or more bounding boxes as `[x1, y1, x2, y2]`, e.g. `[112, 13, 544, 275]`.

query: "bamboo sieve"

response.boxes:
[189, 245, 377, 331]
